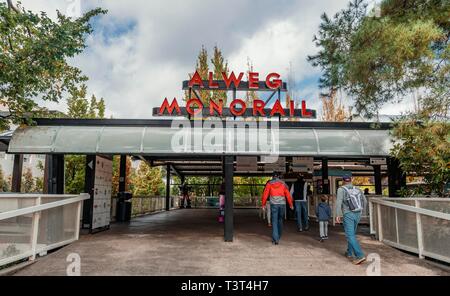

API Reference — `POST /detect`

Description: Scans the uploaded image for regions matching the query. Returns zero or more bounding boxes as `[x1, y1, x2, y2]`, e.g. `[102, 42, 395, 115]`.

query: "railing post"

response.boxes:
[395, 208, 399, 244]
[29, 196, 41, 261]
[377, 203, 383, 241]
[369, 200, 374, 235]
[75, 198, 82, 240]
[416, 200, 424, 259]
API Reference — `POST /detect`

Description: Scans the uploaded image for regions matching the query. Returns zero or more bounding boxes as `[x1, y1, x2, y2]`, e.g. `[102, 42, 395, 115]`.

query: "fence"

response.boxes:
[192, 195, 260, 208]
[369, 197, 450, 264]
[110, 196, 171, 220]
[0, 193, 89, 268]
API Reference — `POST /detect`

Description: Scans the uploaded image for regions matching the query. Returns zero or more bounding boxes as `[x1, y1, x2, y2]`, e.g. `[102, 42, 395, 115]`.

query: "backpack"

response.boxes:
[342, 186, 364, 212]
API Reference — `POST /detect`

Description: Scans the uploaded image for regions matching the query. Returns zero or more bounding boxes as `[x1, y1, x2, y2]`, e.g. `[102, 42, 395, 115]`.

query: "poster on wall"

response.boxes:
[92, 156, 112, 230]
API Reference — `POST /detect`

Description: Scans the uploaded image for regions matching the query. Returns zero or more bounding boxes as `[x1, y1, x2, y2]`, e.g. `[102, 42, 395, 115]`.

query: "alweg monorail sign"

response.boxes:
[152, 70, 317, 118]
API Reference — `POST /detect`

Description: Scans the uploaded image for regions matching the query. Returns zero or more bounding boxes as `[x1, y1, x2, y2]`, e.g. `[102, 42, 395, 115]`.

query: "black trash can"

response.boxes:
[116, 192, 132, 222]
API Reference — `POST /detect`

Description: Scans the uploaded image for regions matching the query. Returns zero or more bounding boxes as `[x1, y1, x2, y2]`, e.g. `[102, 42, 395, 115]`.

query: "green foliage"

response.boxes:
[0, 164, 10, 192]
[21, 167, 33, 193]
[391, 113, 450, 196]
[0, 1, 106, 129]
[131, 161, 165, 196]
[64, 86, 106, 194]
[64, 155, 85, 194]
[308, 0, 449, 117]
[185, 45, 229, 106]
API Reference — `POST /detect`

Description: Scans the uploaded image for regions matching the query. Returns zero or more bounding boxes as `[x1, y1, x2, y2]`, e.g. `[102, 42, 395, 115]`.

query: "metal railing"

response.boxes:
[369, 197, 450, 264]
[0, 193, 89, 268]
[110, 196, 174, 220]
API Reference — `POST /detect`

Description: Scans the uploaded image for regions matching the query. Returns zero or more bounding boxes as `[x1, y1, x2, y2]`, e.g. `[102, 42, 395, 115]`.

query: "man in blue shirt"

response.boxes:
[335, 175, 367, 265]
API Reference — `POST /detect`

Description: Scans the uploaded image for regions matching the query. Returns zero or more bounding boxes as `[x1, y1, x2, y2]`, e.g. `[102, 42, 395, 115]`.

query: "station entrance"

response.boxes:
[3, 117, 406, 242]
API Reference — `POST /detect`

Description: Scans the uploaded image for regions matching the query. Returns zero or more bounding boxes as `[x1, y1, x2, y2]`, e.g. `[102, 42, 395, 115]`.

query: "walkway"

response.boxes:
[14, 209, 449, 276]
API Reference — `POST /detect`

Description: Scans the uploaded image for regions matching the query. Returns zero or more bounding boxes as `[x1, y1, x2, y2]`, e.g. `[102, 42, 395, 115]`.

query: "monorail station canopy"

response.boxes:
[2, 116, 408, 241]
[1, 71, 407, 242]
[7, 119, 392, 157]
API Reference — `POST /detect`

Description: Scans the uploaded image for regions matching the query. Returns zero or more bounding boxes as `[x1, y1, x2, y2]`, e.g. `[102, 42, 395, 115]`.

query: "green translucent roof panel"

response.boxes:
[8, 125, 393, 156]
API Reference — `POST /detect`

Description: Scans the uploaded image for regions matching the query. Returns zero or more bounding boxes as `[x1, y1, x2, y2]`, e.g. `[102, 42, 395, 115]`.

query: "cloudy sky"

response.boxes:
[18, 0, 408, 119]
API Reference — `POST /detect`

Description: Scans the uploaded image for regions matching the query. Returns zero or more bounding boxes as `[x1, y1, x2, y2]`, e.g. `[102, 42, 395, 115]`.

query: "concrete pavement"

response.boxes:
[13, 209, 449, 276]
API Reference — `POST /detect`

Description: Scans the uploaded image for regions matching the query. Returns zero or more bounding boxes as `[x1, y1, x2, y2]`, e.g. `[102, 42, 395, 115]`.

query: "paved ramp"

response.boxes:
[14, 209, 448, 276]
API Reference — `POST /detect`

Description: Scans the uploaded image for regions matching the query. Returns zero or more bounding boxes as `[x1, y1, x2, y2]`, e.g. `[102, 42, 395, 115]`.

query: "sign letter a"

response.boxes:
[188, 71, 204, 88]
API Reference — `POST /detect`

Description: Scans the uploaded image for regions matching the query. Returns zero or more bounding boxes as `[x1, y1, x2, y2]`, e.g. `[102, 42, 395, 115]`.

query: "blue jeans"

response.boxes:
[343, 211, 365, 259]
[295, 200, 308, 230]
[270, 203, 286, 242]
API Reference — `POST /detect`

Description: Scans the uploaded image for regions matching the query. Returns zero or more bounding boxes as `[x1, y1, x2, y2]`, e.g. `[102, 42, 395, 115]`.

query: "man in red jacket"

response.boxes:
[262, 171, 294, 245]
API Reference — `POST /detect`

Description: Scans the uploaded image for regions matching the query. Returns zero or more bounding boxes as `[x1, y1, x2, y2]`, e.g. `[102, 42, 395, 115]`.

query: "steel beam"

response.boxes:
[373, 165, 383, 195]
[224, 155, 234, 242]
[119, 155, 127, 192]
[166, 164, 171, 211]
[321, 157, 330, 194]
[11, 154, 23, 192]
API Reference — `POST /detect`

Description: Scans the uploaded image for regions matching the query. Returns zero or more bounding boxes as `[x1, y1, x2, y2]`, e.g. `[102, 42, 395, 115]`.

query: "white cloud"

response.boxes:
[17, 0, 411, 118]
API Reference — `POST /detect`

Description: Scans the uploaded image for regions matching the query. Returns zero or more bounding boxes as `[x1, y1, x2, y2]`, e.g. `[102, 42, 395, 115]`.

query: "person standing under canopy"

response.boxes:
[262, 171, 294, 245]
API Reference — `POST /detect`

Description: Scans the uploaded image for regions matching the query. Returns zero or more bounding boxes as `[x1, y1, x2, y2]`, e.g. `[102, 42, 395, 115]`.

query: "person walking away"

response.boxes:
[218, 183, 225, 223]
[290, 175, 309, 232]
[263, 179, 272, 227]
[262, 171, 294, 245]
[316, 195, 331, 242]
[335, 175, 367, 265]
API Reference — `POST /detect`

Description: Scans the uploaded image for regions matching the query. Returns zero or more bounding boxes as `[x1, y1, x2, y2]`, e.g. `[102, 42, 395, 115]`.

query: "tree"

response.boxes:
[21, 167, 34, 193]
[391, 111, 450, 197]
[0, 164, 9, 192]
[245, 58, 259, 104]
[211, 46, 229, 104]
[0, 1, 107, 130]
[64, 89, 106, 194]
[320, 89, 351, 121]
[309, 0, 450, 196]
[185, 46, 230, 106]
[308, 0, 449, 118]
[132, 161, 165, 196]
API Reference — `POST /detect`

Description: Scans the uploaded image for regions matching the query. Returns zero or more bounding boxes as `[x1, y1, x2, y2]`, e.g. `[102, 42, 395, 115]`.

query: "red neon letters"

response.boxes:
[188, 70, 283, 90]
[158, 98, 313, 118]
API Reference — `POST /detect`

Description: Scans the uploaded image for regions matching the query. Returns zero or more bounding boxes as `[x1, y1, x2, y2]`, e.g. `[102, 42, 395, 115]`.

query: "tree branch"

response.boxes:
[7, 0, 19, 13]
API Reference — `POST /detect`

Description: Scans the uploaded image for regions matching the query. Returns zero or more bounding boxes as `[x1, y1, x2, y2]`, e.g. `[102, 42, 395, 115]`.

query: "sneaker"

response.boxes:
[323, 236, 329, 240]
[352, 257, 366, 265]
[274, 241, 279, 245]
[298, 228, 303, 232]
[319, 238, 324, 243]
[344, 252, 353, 259]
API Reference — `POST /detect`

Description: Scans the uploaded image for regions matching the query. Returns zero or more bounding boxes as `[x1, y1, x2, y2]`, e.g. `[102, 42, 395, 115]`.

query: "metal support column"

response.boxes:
[119, 155, 127, 192]
[45, 154, 64, 194]
[166, 164, 171, 211]
[11, 154, 23, 192]
[224, 155, 234, 242]
[373, 165, 382, 195]
[44, 154, 64, 241]
[321, 157, 329, 194]
[387, 157, 406, 197]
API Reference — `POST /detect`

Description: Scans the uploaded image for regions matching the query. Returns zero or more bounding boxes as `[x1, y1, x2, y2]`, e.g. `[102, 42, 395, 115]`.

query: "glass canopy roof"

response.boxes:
[7, 125, 393, 156]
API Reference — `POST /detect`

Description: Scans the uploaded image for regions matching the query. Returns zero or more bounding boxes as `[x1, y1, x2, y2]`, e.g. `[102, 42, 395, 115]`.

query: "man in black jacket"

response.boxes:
[290, 175, 309, 232]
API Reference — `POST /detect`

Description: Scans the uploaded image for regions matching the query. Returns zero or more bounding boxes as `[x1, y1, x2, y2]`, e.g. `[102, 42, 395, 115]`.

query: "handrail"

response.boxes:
[0, 193, 86, 198]
[0, 193, 90, 220]
[370, 198, 450, 220]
